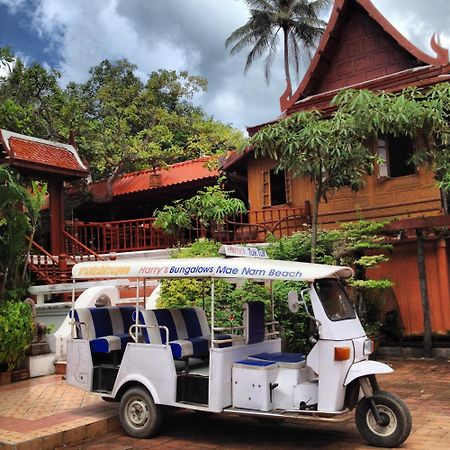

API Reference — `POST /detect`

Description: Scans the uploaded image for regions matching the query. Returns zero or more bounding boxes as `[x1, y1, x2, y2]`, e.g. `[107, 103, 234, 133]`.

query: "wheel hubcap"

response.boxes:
[366, 405, 397, 437]
[127, 398, 149, 427]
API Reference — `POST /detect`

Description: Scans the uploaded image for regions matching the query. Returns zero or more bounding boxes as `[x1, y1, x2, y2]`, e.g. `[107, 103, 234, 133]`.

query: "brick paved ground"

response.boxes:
[0, 375, 120, 450]
[57, 358, 449, 450]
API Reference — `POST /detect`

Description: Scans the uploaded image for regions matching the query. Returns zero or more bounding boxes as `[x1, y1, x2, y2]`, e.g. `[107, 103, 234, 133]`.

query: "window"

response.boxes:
[377, 135, 415, 178]
[262, 169, 292, 207]
[314, 279, 356, 322]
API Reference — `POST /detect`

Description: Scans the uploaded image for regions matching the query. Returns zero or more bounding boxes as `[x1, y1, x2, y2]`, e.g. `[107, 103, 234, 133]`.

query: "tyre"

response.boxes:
[355, 391, 412, 448]
[119, 386, 164, 438]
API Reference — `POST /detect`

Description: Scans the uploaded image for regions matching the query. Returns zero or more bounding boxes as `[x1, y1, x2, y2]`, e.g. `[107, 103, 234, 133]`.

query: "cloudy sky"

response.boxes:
[0, 0, 449, 132]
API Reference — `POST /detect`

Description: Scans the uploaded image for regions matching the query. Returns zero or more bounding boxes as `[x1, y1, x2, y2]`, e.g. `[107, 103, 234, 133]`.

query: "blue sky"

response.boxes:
[0, 0, 449, 131]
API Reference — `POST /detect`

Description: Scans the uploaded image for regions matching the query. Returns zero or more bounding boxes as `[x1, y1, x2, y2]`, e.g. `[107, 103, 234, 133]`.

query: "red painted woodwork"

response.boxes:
[89, 157, 218, 201]
[369, 239, 450, 335]
[233, 0, 450, 338]
[313, 4, 419, 94]
[0, 129, 88, 178]
[65, 205, 311, 254]
[49, 178, 64, 255]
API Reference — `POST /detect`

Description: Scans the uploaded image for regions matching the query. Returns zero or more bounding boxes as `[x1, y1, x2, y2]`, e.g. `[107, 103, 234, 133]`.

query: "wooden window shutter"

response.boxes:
[285, 171, 292, 204]
[377, 138, 390, 178]
[262, 170, 271, 207]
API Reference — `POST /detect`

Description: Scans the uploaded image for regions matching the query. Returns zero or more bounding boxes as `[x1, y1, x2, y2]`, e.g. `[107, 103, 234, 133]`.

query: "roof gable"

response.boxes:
[0, 129, 88, 178]
[310, 3, 421, 94]
[282, 0, 449, 111]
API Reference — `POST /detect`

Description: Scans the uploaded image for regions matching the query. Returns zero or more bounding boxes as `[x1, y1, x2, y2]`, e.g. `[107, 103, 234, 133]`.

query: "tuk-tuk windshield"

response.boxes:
[314, 279, 356, 321]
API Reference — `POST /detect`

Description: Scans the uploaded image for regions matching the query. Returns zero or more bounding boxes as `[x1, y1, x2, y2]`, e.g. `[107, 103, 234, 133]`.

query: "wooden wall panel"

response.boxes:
[369, 239, 450, 336]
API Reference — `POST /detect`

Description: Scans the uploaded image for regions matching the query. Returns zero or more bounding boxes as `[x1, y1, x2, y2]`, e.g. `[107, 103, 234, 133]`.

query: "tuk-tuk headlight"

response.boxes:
[363, 339, 374, 356]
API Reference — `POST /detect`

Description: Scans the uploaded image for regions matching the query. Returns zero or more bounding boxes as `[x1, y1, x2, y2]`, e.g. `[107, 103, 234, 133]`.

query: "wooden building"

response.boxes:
[0, 129, 89, 256]
[224, 0, 450, 337]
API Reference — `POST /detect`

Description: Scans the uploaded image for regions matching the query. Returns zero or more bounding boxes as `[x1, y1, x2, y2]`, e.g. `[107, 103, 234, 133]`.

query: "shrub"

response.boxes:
[0, 301, 34, 371]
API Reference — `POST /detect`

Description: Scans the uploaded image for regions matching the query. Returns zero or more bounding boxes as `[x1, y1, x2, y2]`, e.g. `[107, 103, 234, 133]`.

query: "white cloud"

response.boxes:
[0, 0, 27, 14]
[4, 0, 449, 130]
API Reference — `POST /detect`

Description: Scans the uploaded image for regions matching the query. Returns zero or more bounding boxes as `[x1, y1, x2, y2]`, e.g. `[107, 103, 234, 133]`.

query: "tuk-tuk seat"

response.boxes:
[71, 306, 136, 353]
[140, 307, 228, 359]
[243, 301, 266, 344]
[249, 352, 306, 364]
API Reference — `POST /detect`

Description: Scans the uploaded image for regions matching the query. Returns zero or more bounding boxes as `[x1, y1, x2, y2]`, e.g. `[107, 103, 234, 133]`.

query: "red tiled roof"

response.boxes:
[0, 129, 88, 178]
[90, 156, 219, 200]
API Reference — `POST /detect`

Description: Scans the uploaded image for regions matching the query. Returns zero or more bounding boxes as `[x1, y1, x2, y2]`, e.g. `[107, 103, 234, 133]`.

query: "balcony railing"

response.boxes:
[65, 203, 311, 255]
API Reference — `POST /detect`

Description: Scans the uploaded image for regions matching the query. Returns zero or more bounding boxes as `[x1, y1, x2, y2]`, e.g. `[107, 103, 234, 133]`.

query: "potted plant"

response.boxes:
[0, 300, 34, 384]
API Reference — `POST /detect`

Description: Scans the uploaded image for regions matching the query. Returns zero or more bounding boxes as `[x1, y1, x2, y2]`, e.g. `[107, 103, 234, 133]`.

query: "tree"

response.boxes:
[226, 0, 330, 95]
[154, 181, 247, 236]
[0, 47, 15, 75]
[0, 166, 30, 300]
[332, 84, 450, 213]
[331, 83, 450, 355]
[0, 50, 247, 184]
[21, 180, 48, 281]
[267, 220, 394, 339]
[250, 109, 377, 262]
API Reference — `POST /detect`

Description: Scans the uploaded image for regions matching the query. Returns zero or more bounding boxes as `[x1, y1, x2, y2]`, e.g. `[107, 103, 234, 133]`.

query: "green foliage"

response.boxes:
[267, 219, 393, 336]
[154, 182, 247, 234]
[0, 166, 47, 299]
[158, 239, 312, 350]
[272, 281, 311, 352]
[226, 0, 330, 83]
[0, 301, 33, 371]
[185, 183, 247, 227]
[153, 203, 191, 236]
[349, 279, 393, 290]
[332, 84, 450, 195]
[0, 50, 247, 181]
[267, 227, 339, 264]
[171, 238, 221, 258]
[250, 108, 377, 262]
[0, 166, 30, 299]
[22, 180, 48, 281]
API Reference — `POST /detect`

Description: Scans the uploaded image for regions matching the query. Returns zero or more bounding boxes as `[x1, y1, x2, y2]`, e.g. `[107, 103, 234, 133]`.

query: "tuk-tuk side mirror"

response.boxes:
[288, 290, 299, 313]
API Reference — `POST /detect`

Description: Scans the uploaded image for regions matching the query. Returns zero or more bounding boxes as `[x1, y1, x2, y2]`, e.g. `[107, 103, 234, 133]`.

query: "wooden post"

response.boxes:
[416, 228, 433, 356]
[58, 254, 67, 283]
[49, 178, 64, 256]
[436, 239, 450, 329]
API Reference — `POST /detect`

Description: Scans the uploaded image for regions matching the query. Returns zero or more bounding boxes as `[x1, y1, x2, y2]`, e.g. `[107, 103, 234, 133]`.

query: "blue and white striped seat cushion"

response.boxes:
[140, 307, 212, 359]
[73, 307, 136, 353]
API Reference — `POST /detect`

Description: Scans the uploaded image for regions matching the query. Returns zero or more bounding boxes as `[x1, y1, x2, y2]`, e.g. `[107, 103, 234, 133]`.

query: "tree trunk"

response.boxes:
[416, 228, 433, 356]
[310, 188, 321, 263]
[283, 29, 292, 99]
[441, 189, 449, 215]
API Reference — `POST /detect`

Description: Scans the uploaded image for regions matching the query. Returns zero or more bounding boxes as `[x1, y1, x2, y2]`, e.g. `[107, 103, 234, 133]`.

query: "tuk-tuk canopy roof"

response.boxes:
[72, 257, 353, 282]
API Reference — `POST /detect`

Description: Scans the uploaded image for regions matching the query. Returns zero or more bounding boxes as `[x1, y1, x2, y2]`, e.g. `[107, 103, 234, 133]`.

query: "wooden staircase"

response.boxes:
[28, 232, 105, 285]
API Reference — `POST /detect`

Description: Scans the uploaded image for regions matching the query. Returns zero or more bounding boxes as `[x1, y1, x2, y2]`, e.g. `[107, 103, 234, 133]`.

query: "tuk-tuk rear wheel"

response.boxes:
[119, 386, 164, 438]
[355, 391, 411, 448]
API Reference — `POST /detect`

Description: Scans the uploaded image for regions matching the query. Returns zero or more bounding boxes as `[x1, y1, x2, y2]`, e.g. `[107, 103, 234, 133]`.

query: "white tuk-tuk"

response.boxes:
[67, 256, 411, 448]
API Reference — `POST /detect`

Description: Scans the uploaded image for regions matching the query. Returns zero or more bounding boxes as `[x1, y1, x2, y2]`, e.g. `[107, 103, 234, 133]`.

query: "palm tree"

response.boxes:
[226, 0, 330, 101]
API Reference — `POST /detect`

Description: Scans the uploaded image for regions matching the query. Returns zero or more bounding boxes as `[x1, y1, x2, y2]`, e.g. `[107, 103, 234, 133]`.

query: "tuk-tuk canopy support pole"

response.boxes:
[210, 278, 215, 347]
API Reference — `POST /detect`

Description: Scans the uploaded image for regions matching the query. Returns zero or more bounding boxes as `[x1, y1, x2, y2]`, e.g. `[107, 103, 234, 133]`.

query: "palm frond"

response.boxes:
[226, 0, 331, 81]
[264, 30, 281, 82]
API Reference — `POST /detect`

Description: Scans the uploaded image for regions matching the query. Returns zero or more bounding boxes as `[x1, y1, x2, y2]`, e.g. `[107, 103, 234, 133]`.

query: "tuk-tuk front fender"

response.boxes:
[344, 360, 393, 386]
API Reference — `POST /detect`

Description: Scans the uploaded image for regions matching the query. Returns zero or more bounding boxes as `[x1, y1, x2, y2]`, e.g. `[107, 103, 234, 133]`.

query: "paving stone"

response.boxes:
[1, 358, 449, 449]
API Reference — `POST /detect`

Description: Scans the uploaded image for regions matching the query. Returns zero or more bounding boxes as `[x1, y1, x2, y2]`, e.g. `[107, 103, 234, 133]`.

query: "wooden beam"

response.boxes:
[384, 215, 450, 232]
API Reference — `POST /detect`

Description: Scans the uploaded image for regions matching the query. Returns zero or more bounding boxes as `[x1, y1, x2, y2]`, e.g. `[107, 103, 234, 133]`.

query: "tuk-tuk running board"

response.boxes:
[222, 407, 352, 422]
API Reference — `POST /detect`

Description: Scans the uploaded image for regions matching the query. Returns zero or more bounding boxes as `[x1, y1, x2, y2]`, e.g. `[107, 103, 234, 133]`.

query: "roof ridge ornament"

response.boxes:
[430, 32, 449, 65]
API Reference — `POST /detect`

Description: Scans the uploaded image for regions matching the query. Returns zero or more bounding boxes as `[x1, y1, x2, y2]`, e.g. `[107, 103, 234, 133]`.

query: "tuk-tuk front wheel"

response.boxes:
[119, 386, 164, 438]
[355, 391, 411, 448]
